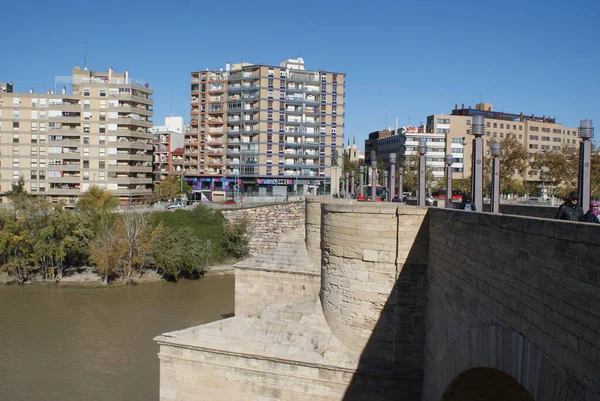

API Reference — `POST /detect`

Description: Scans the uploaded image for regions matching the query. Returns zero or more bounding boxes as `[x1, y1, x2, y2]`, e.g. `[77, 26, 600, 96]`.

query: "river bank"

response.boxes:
[0, 265, 234, 286]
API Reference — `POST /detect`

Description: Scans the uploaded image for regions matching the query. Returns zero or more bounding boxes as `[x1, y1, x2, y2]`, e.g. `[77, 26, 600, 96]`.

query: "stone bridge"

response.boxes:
[155, 198, 600, 401]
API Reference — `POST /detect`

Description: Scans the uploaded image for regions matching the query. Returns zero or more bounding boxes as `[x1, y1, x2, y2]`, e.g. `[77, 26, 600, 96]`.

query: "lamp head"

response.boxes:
[491, 142, 502, 157]
[417, 138, 427, 155]
[445, 154, 453, 166]
[471, 115, 485, 136]
[579, 119, 594, 140]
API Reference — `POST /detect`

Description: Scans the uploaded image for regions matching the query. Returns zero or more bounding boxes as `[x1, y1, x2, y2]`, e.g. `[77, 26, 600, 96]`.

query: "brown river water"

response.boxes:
[0, 277, 234, 401]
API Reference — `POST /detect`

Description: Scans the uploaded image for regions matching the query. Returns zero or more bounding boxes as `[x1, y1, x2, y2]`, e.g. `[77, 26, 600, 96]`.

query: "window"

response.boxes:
[31, 134, 38, 144]
[99, 148, 105, 157]
[83, 160, 89, 169]
[100, 100, 106, 109]
[12, 159, 19, 167]
[321, 75, 327, 82]
[12, 133, 19, 142]
[100, 89, 106, 97]
[83, 88, 90, 96]
[99, 161, 105, 169]
[99, 136, 106, 145]
[99, 125, 106, 133]
[529, 135, 539, 140]
[83, 148, 90, 157]
[493, 123, 497, 128]
[13, 122, 19, 131]
[12, 146, 19, 156]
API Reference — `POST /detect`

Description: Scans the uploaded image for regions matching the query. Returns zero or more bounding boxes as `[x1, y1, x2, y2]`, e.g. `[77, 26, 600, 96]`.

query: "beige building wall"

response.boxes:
[427, 104, 578, 183]
[0, 67, 153, 205]
[188, 60, 345, 192]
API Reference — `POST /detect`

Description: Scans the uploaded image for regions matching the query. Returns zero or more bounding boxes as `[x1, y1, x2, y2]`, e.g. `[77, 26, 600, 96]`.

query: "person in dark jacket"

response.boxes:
[555, 191, 584, 221]
[582, 200, 600, 224]
[459, 194, 476, 211]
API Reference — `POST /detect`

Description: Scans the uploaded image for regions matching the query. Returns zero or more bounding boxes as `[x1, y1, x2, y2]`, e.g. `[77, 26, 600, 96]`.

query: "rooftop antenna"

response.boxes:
[84, 42, 88, 70]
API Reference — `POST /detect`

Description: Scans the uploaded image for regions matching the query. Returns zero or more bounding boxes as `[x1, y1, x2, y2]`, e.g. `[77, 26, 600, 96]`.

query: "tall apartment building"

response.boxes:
[0, 67, 153, 205]
[151, 116, 185, 184]
[188, 58, 345, 195]
[426, 103, 579, 181]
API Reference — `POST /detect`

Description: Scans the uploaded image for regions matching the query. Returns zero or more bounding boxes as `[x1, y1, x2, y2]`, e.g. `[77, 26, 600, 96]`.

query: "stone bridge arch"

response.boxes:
[423, 325, 584, 401]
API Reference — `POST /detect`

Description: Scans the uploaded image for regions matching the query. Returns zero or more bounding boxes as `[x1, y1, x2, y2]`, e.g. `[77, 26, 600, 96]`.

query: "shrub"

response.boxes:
[222, 216, 250, 260]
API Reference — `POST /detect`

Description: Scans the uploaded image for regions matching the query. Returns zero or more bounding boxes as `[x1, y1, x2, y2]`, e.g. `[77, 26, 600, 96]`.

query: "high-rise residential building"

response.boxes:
[151, 116, 185, 184]
[426, 103, 579, 181]
[188, 58, 345, 196]
[0, 67, 153, 206]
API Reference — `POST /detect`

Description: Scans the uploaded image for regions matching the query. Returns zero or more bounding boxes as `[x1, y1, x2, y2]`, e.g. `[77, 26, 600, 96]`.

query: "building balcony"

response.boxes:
[46, 176, 81, 184]
[48, 139, 82, 147]
[108, 129, 153, 140]
[50, 103, 81, 111]
[108, 165, 153, 173]
[113, 140, 153, 150]
[112, 188, 153, 196]
[111, 118, 153, 128]
[111, 177, 152, 185]
[49, 116, 81, 124]
[207, 86, 226, 92]
[45, 188, 82, 196]
[47, 164, 81, 171]
[110, 153, 152, 162]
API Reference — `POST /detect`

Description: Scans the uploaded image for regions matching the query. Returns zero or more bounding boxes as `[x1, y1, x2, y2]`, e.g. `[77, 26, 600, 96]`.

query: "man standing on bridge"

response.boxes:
[555, 191, 584, 221]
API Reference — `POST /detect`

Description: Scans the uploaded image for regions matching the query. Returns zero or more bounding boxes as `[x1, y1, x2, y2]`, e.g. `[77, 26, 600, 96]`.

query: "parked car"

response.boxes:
[167, 202, 185, 210]
[221, 200, 237, 206]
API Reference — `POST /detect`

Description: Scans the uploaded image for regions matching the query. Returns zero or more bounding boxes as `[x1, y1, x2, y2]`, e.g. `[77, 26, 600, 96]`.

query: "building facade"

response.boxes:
[0, 67, 153, 205]
[151, 116, 185, 184]
[188, 58, 345, 196]
[426, 103, 579, 181]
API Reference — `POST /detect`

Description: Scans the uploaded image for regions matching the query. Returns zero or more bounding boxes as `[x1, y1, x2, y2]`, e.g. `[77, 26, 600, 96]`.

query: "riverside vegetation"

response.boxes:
[0, 180, 250, 285]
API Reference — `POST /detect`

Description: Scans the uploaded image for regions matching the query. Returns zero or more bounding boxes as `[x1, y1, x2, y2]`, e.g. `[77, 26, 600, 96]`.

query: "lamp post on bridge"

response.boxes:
[417, 138, 427, 207]
[445, 154, 453, 208]
[578, 119, 594, 213]
[470, 115, 485, 212]
[389, 153, 396, 201]
[350, 170, 355, 198]
[491, 142, 502, 214]
[359, 165, 364, 198]
[398, 165, 404, 203]
[370, 150, 377, 202]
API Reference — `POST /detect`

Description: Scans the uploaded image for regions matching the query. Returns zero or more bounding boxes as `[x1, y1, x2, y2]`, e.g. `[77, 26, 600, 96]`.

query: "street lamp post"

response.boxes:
[491, 142, 502, 214]
[461, 136, 468, 194]
[370, 150, 377, 202]
[389, 153, 396, 201]
[470, 115, 485, 211]
[445, 154, 453, 208]
[578, 119, 594, 213]
[344, 172, 349, 199]
[350, 170, 355, 198]
[398, 166, 404, 203]
[383, 170, 388, 200]
[359, 165, 364, 198]
[417, 138, 427, 207]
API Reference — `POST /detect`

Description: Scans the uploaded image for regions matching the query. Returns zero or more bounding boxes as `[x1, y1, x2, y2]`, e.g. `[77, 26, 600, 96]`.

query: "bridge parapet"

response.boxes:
[424, 209, 600, 401]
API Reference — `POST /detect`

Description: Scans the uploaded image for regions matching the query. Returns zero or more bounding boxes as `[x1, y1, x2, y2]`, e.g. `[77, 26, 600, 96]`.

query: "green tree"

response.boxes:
[119, 212, 163, 279]
[222, 216, 250, 260]
[484, 134, 528, 195]
[76, 186, 119, 234]
[7, 176, 31, 215]
[151, 227, 205, 281]
[402, 154, 435, 194]
[342, 152, 360, 190]
[531, 144, 578, 199]
[153, 174, 192, 202]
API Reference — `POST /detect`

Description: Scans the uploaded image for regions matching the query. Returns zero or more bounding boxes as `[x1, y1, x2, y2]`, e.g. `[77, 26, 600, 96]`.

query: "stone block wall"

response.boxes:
[234, 268, 320, 317]
[423, 209, 600, 401]
[320, 202, 429, 396]
[222, 202, 305, 256]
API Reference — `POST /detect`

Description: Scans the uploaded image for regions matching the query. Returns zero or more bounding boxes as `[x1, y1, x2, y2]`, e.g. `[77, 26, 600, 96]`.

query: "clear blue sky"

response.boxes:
[2, 0, 598, 151]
